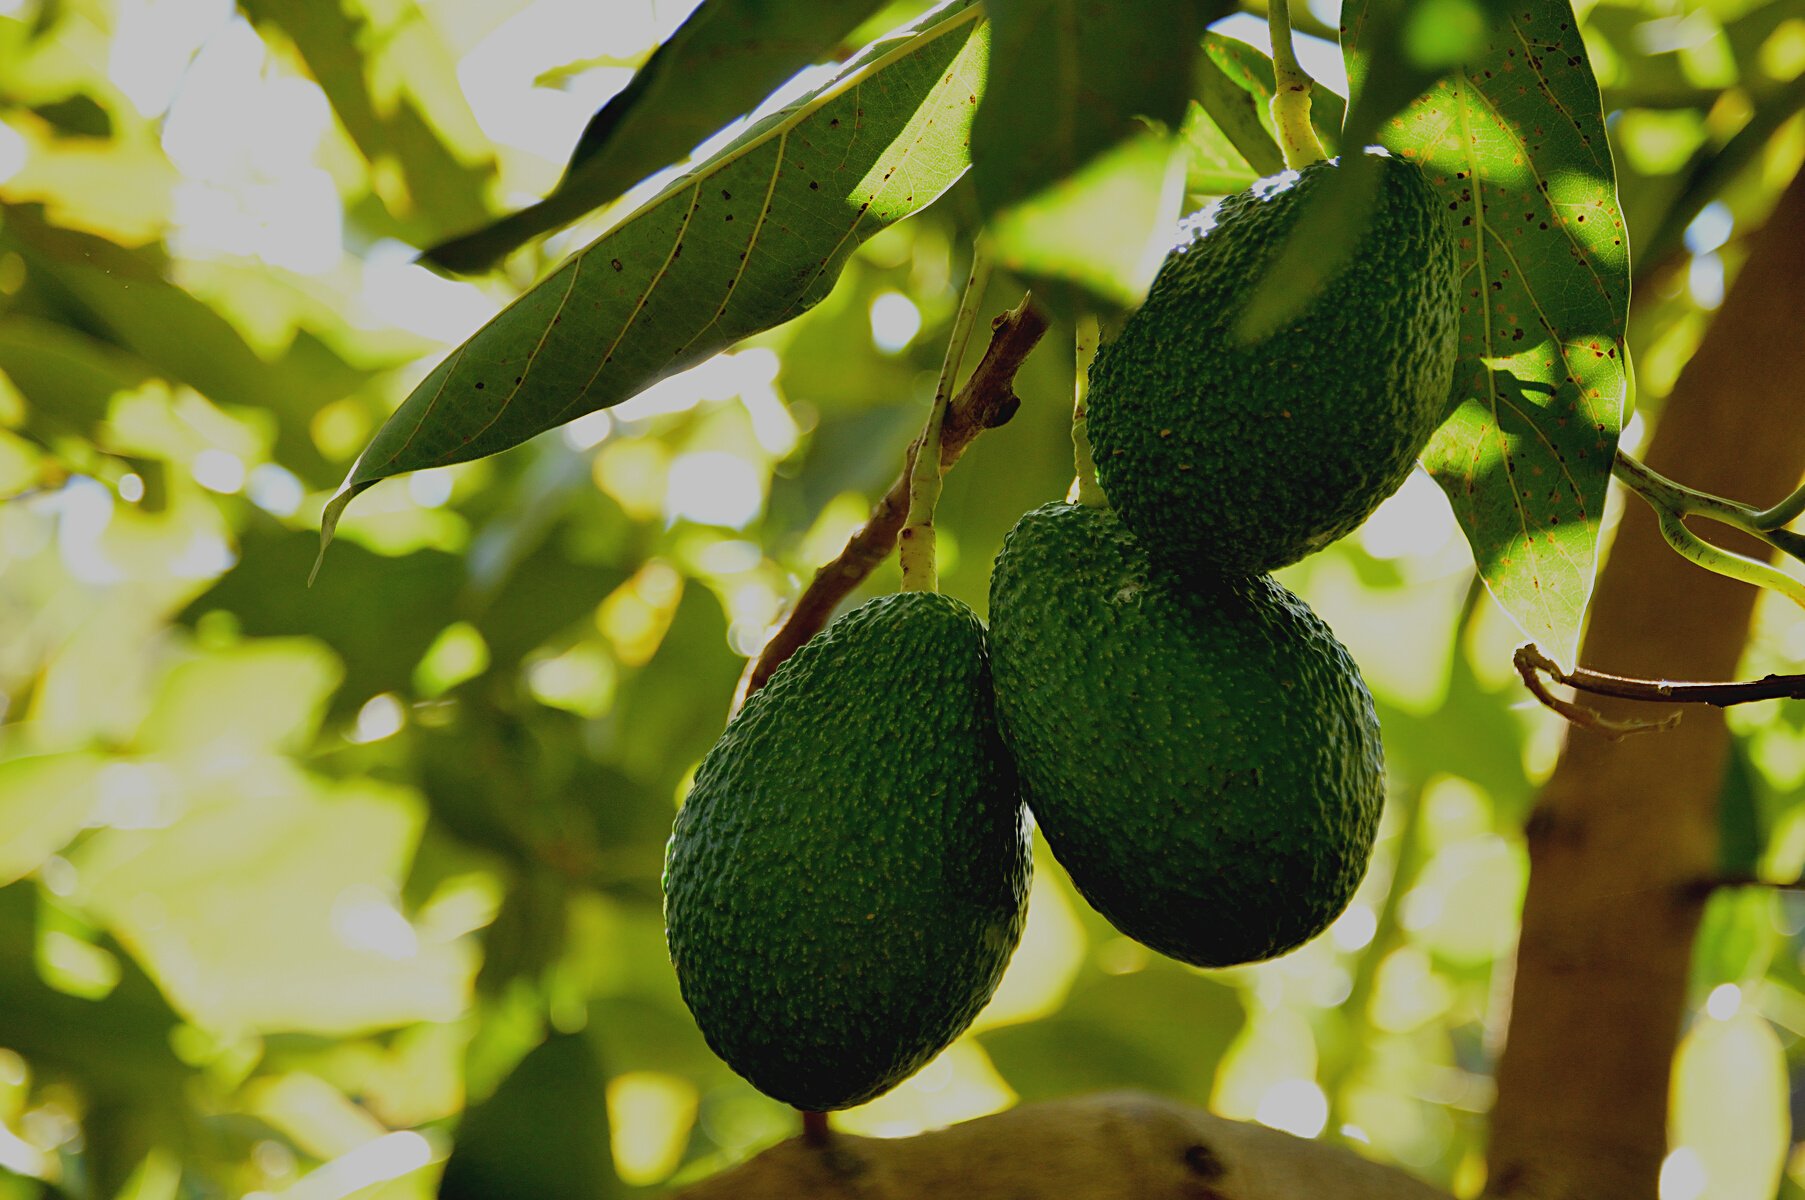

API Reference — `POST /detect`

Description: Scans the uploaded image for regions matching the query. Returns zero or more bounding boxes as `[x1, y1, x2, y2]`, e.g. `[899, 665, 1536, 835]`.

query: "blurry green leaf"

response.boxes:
[1344, 0, 1628, 665]
[321, 3, 989, 550]
[426, 0, 892, 273]
[971, 0, 1217, 218]
[1691, 887, 1777, 993]
[182, 521, 462, 713]
[1719, 735, 1765, 880]
[74, 772, 459, 1034]
[606, 587, 739, 796]
[0, 314, 152, 447]
[0, 752, 101, 886]
[2, 206, 369, 488]
[238, 0, 491, 242]
[0, 884, 195, 1141]
[28, 94, 110, 138]
[439, 1031, 623, 1200]
[478, 869, 570, 996]
[137, 639, 340, 758]
[979, 963, 1242, 1101]
[987, 129, 1185, 316]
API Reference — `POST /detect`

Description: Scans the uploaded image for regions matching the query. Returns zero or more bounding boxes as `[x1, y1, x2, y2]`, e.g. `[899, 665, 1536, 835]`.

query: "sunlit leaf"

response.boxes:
[320, 2, 989, 555]
[425, 0, 893, 272]
[987, 129, 1186, 316]
[1345, 0, 1629, 664]
[0, 752, 101, 886]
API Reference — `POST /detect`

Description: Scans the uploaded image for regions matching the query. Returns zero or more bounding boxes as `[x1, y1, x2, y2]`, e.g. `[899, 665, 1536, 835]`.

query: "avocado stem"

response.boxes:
[799, 1109, 832, 1146]
[901, 241, 994, 592]
[1069, 313, 1107, 507]
[1267, 0, 1328, 170]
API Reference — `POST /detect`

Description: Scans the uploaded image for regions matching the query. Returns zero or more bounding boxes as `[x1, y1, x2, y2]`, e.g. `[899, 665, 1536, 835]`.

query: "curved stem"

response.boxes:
[1613, 450, 1805, 601]
[1068, 314, 1106, 507]
[1267, 0, 1327, 170]
[899, 241, 993, 592]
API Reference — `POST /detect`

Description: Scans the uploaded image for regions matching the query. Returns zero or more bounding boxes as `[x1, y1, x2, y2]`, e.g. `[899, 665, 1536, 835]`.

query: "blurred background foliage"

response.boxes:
[1, 0, 1804, 1197]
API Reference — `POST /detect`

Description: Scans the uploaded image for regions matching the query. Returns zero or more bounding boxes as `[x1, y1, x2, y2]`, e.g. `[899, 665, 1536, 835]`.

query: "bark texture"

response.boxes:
[1486, 167, 1805, 1199]
[670, 1092, 1452, 1200]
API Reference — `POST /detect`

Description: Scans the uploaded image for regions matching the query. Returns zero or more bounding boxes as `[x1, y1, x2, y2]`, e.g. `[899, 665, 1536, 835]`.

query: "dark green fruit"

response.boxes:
[663, 591, 1030, 1111]
[1087, 150, 1459, 576]
[988, 503, 1383, 967]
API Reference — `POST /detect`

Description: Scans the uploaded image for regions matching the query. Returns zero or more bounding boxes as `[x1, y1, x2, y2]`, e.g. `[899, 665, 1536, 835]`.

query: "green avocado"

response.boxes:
[1087, 150, 1459, 576]
[663, 591, 1030, 1111]
[988, 503, 1383, 967]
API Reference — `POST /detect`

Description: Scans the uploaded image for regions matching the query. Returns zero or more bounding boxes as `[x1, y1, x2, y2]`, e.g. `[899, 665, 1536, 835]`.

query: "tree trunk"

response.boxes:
[670, 1092, 1452, 1199]
[1486, 166, 1805, 1199]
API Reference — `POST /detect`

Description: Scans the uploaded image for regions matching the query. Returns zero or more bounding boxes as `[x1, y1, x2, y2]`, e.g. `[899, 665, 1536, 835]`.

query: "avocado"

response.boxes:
[1086, 150, 1458, 576]
[988, 503, 1383, 967]
[663, 591, 1030, 1111]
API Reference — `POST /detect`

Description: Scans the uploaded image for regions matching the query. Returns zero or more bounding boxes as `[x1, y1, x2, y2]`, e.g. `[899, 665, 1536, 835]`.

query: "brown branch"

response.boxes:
[735, 295, 1050, 705]
[671, 1092, 1452, 1200]
[1515, 643, 1805, 740]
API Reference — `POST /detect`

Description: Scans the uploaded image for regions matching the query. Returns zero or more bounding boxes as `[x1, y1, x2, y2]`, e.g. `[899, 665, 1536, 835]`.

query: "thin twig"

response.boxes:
[734, 295, 1050, 706]
[1512, 642, 1805, 739]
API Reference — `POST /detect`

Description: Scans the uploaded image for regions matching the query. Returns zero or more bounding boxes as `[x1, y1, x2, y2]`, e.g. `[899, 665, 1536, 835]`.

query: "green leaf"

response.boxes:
[424, 0, 892, 273]
[1344, 0, 1628, 664]
[438, 1031, 623, 1200]
[986, 128, 1186, 317]
[320, 2, 989, 560]
[979, 962, 1243, 1101]
[971, 0, 1214, 219]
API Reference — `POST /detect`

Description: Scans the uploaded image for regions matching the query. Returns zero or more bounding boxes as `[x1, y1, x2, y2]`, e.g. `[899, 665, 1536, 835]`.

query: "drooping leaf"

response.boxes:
[972, 0, 1217, 219]
[1344, 0, 1629, 664]
[425, 0, 893, 273]
[320, 2, 989, 560]
[439, 1030, 623, 1200]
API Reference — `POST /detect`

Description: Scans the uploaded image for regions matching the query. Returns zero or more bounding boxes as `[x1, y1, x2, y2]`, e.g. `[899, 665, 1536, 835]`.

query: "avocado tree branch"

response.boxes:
[670, 1091, 1453, 1200]
[1516, 642, 1805, 735]
[736, 295, 1049, 704]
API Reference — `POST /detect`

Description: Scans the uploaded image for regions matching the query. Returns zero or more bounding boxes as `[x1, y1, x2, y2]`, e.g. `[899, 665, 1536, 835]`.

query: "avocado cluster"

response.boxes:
[664, 150, 1455, 1109]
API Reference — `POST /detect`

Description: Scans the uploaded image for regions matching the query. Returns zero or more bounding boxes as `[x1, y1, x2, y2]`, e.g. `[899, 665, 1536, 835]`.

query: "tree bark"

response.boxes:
[670, 1092, 1452, 1200]
[1486, 165, 1805, 1199]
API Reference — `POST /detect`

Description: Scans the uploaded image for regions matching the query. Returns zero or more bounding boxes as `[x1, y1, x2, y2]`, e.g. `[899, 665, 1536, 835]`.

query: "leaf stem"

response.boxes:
[1612, 450, 1805, 607]
[1068, 314, 1106, 507]
[1266, 0, 1328, 170]
[900, 241, 993, 592]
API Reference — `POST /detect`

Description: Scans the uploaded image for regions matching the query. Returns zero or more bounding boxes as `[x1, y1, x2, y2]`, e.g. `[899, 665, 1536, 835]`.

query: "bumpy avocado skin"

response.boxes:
[989, 504, 1383, 967]
[663, 592, 1030, 1111]
[1086, 151, 1459, 576]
